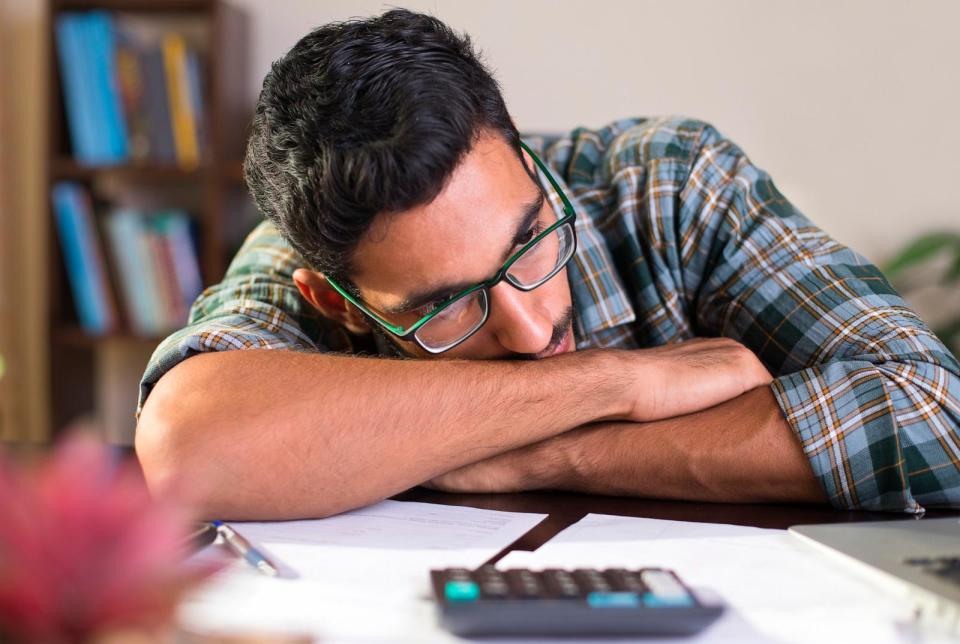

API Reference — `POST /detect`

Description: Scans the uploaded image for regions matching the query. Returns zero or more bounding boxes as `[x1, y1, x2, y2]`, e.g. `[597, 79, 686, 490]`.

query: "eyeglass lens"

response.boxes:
[414, 221, 575, 351]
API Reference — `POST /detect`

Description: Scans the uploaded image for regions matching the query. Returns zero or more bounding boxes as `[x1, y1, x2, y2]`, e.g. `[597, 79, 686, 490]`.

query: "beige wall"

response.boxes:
[232, 0, 960, 263]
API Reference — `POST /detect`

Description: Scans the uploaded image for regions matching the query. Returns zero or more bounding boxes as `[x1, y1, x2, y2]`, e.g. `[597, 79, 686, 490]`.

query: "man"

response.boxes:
[135, 9, 960, 519]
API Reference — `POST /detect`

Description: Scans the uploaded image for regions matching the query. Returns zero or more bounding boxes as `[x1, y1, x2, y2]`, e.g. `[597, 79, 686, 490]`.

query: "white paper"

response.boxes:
[497, 514, 949, 644]
[179, 500, 546, 642]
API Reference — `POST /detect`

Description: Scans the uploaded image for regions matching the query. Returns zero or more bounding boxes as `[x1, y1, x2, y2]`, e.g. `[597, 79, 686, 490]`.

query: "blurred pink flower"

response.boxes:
[0, 433, 221, 642]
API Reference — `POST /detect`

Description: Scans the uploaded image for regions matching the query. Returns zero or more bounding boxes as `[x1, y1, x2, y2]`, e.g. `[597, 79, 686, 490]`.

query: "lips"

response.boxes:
[538, 328, 573, 359]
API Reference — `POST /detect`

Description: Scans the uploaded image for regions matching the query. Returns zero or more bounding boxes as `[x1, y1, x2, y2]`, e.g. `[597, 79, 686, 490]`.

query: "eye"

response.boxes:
[517, 224, 541, 247]
[413, 295, 453, 317]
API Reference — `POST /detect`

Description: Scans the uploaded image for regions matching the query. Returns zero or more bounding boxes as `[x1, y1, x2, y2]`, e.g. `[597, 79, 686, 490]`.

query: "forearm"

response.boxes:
[136, 348, 625, 520]
[557, 386, 825, 503]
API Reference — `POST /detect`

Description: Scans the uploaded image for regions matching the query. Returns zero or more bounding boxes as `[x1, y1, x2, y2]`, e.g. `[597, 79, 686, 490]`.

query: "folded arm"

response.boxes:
[433, 121, 960, 511]
[135, 224, 772, 520]
[427, 386, 825, 504]
[682, 123, 960, 512]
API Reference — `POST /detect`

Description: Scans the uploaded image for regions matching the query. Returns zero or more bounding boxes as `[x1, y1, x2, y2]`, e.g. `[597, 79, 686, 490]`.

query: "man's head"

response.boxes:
[244, 9, 575, 360]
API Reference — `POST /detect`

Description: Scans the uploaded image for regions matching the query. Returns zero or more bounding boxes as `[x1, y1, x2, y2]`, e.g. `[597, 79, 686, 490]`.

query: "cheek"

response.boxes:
[546, 267, 574, 309]
[448, 279, 574, 359]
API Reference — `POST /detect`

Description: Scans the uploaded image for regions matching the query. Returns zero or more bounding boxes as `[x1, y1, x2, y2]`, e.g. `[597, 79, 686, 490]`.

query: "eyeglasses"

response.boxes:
[325, 141, 578, 353]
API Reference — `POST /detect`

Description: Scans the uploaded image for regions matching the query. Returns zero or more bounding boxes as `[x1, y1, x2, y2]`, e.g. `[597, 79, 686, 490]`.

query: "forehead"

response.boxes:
[349, 133, 537, 309]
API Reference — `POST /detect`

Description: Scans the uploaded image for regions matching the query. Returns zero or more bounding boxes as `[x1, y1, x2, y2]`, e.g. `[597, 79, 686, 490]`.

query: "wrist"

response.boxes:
[532, 429, 593, 491]
[577, 349, 636, 422]
[521, 349, 633, 427]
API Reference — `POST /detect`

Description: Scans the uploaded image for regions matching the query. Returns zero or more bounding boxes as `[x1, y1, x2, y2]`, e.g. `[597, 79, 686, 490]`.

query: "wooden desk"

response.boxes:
[394, 487, 960, 564]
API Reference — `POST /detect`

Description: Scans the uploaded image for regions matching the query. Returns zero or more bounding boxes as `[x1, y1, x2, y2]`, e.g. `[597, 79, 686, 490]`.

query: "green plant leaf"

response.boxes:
[934, 319, 960, 344]
[884, 232, 960, 277]
[942, 248, 960, 286]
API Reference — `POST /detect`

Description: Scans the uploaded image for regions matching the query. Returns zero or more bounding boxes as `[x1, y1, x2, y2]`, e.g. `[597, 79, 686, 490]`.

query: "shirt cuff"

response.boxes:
[770, 362, 923, 514]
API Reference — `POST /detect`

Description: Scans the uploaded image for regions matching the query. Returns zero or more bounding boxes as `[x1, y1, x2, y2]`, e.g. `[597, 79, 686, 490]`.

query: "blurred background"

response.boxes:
[1, 0, 958, 447]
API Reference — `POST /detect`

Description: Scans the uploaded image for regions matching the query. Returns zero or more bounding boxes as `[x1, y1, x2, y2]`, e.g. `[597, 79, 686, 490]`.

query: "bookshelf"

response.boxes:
[46, 0, 251, 440]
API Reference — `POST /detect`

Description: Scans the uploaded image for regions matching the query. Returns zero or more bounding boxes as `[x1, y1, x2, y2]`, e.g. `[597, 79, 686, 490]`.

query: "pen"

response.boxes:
[212, 520, 279, 577]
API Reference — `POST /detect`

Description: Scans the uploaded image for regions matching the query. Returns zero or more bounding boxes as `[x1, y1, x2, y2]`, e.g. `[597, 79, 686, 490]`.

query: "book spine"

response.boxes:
[55, 15, 97, 162]
[51, 183, 96, 331]
[164, 212, 204, 316]
[105, 211, 153, 336]
[69, 186, 118, 333]
[161, 33, 199, 168]
[146, 219, 185, 329]
[104, 212, 135, 334]
[133, 216, 165, 336]
[140, 47, 177, 164]
[88, 10, 129, 163]
[114, 27, 150, 161]
[51, 183, 100, 333]
[76, 13, 111, 164]
[184, 49, 206, 162]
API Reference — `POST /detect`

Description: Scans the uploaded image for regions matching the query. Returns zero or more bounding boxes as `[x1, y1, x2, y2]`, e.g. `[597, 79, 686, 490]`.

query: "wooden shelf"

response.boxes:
[53, 325, 165, 347]
[46, 0, 249, 436]
[51, 158, 245, 183]
[52, 158, 202, 181]
[53, 0, 216, 13]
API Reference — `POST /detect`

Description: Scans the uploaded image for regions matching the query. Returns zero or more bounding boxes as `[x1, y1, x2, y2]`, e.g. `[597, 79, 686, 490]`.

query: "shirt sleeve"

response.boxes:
[136, 220, 331, 421]
[677, 121, 960, 512]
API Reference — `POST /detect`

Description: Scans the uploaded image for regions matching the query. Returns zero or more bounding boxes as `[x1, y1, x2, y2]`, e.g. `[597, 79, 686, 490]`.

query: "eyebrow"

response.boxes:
[383, 191, 546, 315]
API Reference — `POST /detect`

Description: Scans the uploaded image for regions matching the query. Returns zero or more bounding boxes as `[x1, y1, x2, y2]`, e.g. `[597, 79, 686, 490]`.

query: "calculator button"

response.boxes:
[640, 570, 693, 607]
[479, 580, 510, 598]
[642, 593, 694, 607]
[444, 580, 480, 602]
[573, 569, 611, 593]
[505, 570, 543, 598]
[587, 591, 641, 608]
[543, 569, 581, 598]
[475, 567, 506, 583]
[475, 565, 501, 577]
[605, 568, 643, 592]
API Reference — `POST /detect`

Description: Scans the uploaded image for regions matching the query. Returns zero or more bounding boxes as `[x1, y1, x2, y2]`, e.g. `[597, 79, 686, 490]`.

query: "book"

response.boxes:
[184, 49, 207, 161]
[162, 33, 199, 168]
[114, 28, 151, 161]
[56, 11, 211, 166]
[85, 11, 130, 164]
[139, 46, 178, 164]
[104, 209, 204, 336]
[155, 211, 204, 319]
[50, 183, 118, 334]
[54, 15, 98, 162]
[146, 220, 186, 329]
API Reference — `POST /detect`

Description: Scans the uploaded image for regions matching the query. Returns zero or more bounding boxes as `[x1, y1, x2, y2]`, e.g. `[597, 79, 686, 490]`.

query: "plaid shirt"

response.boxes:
[139, 116, 960, 513]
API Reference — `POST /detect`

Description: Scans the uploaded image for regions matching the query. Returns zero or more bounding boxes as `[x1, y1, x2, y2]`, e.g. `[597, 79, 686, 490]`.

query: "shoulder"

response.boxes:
[223, 218, 305, 280]
[527, 116, 733, 189]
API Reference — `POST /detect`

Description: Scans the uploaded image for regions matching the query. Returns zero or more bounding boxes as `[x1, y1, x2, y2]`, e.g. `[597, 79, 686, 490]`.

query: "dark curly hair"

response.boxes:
[243, 8, 524, 296]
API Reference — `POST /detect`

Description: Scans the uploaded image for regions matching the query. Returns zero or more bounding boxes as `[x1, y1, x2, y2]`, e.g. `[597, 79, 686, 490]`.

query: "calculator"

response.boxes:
[430, 566, 724, 638]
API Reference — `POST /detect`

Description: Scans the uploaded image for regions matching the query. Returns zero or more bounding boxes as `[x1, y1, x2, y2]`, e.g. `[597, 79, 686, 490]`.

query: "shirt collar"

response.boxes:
[528, 140, 637, 340]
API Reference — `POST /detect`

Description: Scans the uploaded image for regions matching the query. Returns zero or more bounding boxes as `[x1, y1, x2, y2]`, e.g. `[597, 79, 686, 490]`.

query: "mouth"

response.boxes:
[536, 328, 574, 359]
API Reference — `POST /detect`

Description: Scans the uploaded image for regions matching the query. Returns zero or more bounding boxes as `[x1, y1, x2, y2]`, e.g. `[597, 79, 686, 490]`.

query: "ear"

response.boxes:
[520, 145, 535, 174]
[293, 268, 371, 335]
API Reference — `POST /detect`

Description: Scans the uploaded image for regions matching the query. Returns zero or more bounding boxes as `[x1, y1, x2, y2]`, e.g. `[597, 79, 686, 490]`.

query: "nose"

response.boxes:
[486, 282, 554, 355]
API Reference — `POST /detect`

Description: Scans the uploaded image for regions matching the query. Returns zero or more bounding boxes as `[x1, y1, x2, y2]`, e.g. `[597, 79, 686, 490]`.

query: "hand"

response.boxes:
[611, 337, 773, 422]
[424, 435, 574, 494]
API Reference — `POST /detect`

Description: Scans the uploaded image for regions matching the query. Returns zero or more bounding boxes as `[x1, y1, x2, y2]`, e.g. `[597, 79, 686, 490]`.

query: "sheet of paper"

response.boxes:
[497, 514, 945, 644]
[179, 500, 546, 642]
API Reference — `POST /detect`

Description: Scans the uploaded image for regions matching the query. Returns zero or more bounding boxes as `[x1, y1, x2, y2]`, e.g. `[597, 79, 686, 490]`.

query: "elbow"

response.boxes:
[134, 369, 351, 521]
[135, 409, 184, 499]
[135, 374, 217, 516]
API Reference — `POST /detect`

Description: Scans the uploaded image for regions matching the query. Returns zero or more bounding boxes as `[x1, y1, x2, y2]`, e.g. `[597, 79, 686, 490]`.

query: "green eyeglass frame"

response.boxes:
[324, 141, 577, 351]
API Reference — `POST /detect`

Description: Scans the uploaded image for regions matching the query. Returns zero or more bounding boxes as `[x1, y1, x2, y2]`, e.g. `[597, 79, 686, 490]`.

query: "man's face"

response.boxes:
[343, 131, 576, 360]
